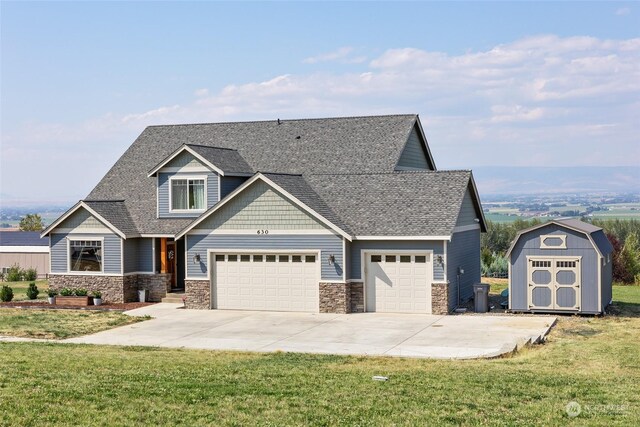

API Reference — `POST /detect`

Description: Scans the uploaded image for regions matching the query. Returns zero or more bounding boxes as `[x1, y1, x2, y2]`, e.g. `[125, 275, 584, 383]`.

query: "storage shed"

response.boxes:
[506, 219, 613, 314]
[0, 231, 50, 279]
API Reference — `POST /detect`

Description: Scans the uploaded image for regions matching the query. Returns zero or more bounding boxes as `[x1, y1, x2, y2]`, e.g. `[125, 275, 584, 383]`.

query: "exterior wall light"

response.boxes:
[327, 254, 335, 265]
[193, 253, 201, 264]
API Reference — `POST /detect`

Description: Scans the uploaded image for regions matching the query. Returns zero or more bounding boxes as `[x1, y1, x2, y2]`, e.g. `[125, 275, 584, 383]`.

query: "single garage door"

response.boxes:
[212, 253, 319, 312]
[365, 253, 432, 313]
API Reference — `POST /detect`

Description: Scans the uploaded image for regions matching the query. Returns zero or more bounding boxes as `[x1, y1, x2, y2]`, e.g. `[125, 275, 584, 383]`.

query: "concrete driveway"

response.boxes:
[65, 304, 556, 359]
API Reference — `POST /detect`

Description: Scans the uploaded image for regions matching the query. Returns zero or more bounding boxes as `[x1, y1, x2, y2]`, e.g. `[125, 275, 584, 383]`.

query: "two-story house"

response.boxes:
[42, 115, 486, 314]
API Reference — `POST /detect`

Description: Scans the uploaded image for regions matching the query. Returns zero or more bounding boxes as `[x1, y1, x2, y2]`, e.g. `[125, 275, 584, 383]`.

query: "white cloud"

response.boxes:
[616, 7, 631, 16]
[303, 47, 366, 64]
[3, 34, 639, 202]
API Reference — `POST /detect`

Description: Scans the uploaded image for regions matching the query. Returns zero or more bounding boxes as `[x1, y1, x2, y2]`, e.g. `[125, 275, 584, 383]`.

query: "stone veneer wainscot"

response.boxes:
[185, 280, 210, 309]
[431, 282, 450, 315]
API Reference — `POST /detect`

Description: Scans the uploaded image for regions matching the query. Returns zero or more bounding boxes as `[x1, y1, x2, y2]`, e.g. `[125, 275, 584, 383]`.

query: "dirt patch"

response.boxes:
[0, 301, 155, 312]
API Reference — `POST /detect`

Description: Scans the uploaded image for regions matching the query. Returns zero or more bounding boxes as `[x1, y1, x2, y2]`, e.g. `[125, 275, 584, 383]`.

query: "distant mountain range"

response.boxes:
[471, 166, 639, 196]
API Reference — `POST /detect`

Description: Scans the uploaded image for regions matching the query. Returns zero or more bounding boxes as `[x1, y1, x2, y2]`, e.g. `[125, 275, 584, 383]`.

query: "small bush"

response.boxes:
[0, 285, 14, 302]
[48, 289, 58, 298]
[26, 282, 39, 300]
[6, 264, 23, 282]
[74, 288, 88, 297]
[59, 287, 74, 296]
[23, 268, 37, 281]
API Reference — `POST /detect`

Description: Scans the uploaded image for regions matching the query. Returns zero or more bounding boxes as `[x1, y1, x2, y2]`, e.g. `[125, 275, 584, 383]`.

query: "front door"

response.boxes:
[527, 257, 581, 311]
[167, 242, 176, 289]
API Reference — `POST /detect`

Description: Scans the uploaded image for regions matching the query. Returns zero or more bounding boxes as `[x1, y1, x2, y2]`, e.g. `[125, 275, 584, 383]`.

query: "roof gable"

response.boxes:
[148, 144, 253, 177]
[395, 122, 436, 171]
[41, 201, 137, 239]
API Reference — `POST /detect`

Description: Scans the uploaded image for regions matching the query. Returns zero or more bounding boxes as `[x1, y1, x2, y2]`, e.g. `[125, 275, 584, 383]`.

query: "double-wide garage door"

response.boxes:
[366, 253, 432, 313]
[212, 253, 318, 312]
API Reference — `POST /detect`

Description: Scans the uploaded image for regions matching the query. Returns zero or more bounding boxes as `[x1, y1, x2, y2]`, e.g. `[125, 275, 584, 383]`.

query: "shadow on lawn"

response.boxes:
[607, 300, 640, 318]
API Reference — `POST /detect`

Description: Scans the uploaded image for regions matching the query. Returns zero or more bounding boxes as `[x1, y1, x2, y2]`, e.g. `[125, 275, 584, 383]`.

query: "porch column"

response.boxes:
[160, 238, 168, 273]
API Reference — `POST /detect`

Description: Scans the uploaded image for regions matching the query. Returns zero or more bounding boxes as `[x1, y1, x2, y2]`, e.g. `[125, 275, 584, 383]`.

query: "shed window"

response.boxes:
[69, 240, 102, 272]
[540, 234, 567, 250]
[171, 177, 205, 211]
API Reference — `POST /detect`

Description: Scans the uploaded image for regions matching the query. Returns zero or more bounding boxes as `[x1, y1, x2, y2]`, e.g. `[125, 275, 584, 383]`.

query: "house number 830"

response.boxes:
[257, 230, 269, 235]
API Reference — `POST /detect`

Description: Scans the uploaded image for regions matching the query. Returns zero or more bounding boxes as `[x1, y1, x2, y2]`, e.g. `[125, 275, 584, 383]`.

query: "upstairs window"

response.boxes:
[171, 177, 205, 211]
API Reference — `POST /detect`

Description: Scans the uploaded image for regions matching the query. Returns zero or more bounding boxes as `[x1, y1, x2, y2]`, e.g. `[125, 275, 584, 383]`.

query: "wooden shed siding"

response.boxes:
[447, 229, 481, 306]
[50, 233, 122, 274]
[194, 181, 327, 231]
[396, 126, 431, 170]
[221, 176, 248, 199]
[349, 240, 445, 281]
[0, 253, 49, 278]
[186, 233, 344, 281]
[158, 171, 219, 218]
[57, 209, 110, 232]
[601, 257, 613, 310]
[455, 187, 478, 227]
[510, 224, 599, 312]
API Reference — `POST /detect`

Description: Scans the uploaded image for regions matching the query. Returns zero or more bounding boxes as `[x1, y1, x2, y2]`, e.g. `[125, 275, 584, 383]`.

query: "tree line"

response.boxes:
[481, 218, 640, 284]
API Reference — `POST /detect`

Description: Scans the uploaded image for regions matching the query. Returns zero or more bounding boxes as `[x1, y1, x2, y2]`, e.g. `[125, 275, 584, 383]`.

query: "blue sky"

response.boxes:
[1, 1, 639, 204]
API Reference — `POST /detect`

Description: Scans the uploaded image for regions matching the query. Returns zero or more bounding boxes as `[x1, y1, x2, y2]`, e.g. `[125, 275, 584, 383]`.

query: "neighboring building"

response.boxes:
[41, 115, 486, 313]
[506, 218, 613, 314]
[0, 231, 49, 278]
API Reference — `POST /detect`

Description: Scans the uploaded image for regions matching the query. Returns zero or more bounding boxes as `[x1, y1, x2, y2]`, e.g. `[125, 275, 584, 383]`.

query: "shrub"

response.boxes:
[482, 252, 509, 277]
[23, 268, 37, 281]
[6, 264, 23, 282]
[47, 289, 58, 298]
[0, 285, 14, 302]
[26, 282, 39, 300]
[59, 287, 74, 296]
[92, 291, 102, 299]
[74, 288, 88, 297]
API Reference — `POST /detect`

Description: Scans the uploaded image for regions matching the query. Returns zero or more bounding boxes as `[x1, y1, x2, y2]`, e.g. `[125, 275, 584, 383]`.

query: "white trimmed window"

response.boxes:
[170, 176, 206, 212]
[69, 240, 103, 272]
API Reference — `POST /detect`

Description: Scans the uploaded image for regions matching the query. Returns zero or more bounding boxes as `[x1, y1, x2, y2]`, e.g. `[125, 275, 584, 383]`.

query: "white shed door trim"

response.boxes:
[364, 251, 433, 314]
[210, 251, 320, 312]
[527, 256, 581, 311]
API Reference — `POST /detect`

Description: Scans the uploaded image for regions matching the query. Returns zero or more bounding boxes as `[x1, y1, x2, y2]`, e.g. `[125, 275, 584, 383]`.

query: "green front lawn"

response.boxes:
[0, 286, 638, 425]
[1, 279, 49, 301]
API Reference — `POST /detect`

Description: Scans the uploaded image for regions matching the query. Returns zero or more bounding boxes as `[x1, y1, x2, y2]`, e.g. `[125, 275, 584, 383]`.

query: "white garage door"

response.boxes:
[212, 253, 319, 312]
[365, 253, 432, 313]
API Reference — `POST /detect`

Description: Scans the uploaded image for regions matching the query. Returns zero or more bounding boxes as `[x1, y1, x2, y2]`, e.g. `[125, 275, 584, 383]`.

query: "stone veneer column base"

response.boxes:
[319, 282, 350, 314]
[349, 282, 364, 313]
[136, 273, 172, 302]
[431, 282, 450, 315]
[184, 280, 210, 309]
[49, 275, 127, 304]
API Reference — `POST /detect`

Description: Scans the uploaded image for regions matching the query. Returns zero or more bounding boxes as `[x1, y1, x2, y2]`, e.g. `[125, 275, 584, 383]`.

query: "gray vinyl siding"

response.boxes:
[396, 126, 433, 170]
[349, 240, 445, 281]
[158, 171, 219, 218]
[50, 233, 122, 274]
[221, 176, 248, 199]
[123, 239, 137, 273]
[121, 238, 154, 273]
[601, 256, 612, 310]
[509, 224, 600, 313]
[447, 229, 481, 307]
[455, 187, 479, 227]
[186, 234, 344, 281]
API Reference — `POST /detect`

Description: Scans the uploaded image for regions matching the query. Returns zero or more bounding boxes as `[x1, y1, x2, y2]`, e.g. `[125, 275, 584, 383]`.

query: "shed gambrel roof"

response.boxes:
[505, 218, 614, 258]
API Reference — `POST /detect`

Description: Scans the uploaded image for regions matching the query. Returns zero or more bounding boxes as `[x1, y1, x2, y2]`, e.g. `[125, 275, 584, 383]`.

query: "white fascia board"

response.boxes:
[0, 246, 49, 253]
[40, 201, 127, 239]
[414, 116, 437, 171]
[354, 235, 451, 241]
[147, 145, 225, 177]
[467, 172, 488, 232]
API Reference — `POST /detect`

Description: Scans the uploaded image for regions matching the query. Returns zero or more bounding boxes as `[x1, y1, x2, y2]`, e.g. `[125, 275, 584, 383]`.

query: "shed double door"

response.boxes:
[527, 257, 581, 311]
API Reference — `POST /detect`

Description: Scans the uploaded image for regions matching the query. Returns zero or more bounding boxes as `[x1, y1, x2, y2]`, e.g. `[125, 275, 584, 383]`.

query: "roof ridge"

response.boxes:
[308, 170, 471, 176]
[145, 114, 418, 128]
[83, 199, 125, 203]
[260, 172, 303, 177]
[185, 143, 238, 152]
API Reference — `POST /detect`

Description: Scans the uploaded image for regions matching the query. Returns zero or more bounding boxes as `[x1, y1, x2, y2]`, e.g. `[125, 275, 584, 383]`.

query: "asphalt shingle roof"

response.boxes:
[186, 145, 254, 175]
[87, 115, 420, 235]
[82, 200, 140, 237]
[305, 171, 473, 236]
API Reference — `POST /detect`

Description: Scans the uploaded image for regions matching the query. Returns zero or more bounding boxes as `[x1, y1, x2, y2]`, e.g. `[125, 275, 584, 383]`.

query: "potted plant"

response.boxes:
[56, 287, 91, 306]
[93, 291, 103, 306]
[47, 289, 57, 304]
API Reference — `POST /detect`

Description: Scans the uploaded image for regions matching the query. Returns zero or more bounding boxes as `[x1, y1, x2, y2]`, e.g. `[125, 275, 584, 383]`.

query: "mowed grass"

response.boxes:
[0, 287, 639, 425]
[0, 309, 147, 339]
[2, 279, 49, 301]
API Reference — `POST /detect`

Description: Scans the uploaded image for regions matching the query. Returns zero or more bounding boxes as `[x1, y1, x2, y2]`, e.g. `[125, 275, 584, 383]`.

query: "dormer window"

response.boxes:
[170, 176, 206, 212]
